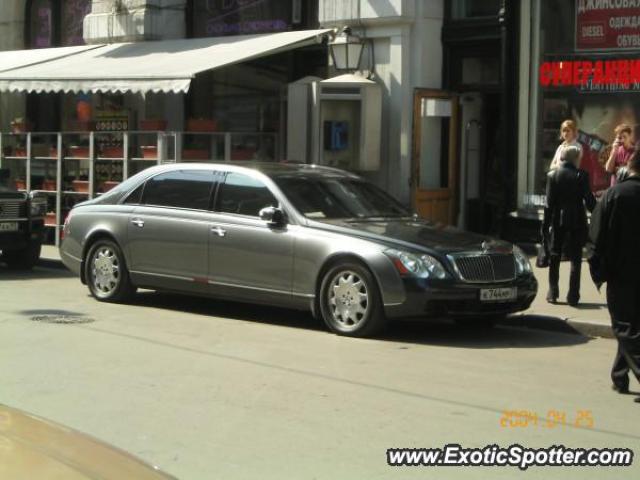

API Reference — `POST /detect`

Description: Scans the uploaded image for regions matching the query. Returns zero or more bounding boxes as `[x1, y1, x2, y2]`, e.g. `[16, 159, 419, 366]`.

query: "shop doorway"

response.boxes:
[411, 89, 459, 225]
[458, 92, 502, 234]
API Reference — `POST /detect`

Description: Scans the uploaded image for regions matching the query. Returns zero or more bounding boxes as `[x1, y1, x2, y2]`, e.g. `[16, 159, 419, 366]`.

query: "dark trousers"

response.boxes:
[606, 281, 640, 386]
[548, 226, 583, 302]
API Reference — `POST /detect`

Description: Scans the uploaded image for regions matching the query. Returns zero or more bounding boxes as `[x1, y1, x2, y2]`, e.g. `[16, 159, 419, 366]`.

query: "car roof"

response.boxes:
[146, 162, 361, 180]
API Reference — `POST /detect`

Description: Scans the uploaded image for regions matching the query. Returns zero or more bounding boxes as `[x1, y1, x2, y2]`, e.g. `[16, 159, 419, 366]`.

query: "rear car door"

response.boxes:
[126, 169, 217, 293]
[208, 171, 294, 303]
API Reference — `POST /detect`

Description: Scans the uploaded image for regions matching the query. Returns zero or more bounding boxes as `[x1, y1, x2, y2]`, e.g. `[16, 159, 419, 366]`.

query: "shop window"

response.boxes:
[187, 0, 318, 38]
[26, 0, 91, 47]
[25, 0, 92, 132]
[142, 171, 215, 210]
[451, 0, 501, 19]
[528, 0, 640, 199]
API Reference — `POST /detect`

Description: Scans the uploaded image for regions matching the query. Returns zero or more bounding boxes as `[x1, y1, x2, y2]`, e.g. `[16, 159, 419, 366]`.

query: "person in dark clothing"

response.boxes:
[542, 145, 596, 305]
[588, 148, 640, 402]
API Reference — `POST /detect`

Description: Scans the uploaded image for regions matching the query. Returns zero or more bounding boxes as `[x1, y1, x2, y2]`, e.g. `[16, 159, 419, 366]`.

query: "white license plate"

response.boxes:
[480, 287, 517, 302]
[0, 222, 18, 232]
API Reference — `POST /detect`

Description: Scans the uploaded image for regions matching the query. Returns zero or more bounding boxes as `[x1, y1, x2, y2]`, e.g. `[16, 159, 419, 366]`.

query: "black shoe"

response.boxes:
[634, 397, 640, 403]
[546, 290, 558, 304]
[567, 293, 580, 306]
[612, 382, 629, 394]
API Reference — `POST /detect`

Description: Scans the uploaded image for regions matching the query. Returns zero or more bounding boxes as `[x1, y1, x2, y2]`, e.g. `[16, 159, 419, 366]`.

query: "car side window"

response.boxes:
[217, 172, 278, 217]
[141, 170, 214, 210]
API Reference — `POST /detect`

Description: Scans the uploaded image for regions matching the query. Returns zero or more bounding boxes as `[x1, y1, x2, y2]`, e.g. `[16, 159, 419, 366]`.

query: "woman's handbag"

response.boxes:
[536, 243, 549, 268]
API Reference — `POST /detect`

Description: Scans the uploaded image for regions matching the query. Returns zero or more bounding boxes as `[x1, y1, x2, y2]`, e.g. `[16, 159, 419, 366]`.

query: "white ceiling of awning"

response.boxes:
[0, 29, 331, 94]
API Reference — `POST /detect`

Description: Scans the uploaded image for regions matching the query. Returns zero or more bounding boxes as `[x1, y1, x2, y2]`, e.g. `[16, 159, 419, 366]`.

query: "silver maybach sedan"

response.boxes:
[60, 163, 537, 337]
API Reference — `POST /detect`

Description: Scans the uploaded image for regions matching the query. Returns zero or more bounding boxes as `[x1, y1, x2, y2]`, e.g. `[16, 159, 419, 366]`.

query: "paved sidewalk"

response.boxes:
[39, 245, 613, 337]
[507, 259, 612, 338]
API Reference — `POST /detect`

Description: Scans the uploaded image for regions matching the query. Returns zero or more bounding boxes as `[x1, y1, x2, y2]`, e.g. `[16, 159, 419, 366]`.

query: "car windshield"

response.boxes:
[274, 174, 411, 220]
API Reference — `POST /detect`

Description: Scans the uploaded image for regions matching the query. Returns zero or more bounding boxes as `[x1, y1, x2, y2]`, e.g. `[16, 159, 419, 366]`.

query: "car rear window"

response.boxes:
[141, 170, 214, 210]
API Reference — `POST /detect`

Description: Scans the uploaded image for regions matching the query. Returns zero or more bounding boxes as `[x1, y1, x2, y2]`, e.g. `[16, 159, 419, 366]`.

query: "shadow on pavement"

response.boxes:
[0, 263, 74, 280]
[131, 291, 591, 349]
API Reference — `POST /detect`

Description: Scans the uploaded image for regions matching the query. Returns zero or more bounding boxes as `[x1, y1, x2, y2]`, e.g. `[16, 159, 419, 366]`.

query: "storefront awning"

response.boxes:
[0, 29, 332, 94]
[0, 45, 103, 73]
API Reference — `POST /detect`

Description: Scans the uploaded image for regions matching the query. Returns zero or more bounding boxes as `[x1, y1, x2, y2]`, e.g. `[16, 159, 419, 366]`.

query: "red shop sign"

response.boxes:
[576, 0, 640, 50]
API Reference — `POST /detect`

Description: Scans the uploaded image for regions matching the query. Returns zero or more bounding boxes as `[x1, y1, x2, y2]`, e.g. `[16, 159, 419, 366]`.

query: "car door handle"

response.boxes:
[211, 226, 227, 237]
[131, 218, 145, 228]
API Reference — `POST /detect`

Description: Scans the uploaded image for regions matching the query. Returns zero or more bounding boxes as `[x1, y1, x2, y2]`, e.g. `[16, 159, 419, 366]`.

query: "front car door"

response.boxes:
[126, 169, 217, 293]
[208, 170, 294, 304]
[412, 89, 459, 225]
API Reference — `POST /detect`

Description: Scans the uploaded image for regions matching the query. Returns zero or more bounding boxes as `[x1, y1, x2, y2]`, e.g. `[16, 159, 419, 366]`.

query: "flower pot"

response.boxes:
[10, 121, 31, 134]
[100, 146, 124, 158]
[100, 181, 120, 192]
[140, 145, 158, 159]
[182, 148, 209, 160]
[14, 179, 26, 190]
[72, 180, 90, 193]
[14, 147, 27, 158]
[45, 212, 57, 226]
[140, 119, 167, 131]
[69, 146, 90, 158]
[49, 146, 62, 158]
[42, 179, 56, 191]
[186, 119, 218, 132]
[231, 147, 256, 161]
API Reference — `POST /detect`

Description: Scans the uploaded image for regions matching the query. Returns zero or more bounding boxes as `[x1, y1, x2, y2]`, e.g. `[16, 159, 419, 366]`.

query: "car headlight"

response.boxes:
[29, 194, 47, 217]
[513, 245, 532, 275]
[385, 249, 449, 279]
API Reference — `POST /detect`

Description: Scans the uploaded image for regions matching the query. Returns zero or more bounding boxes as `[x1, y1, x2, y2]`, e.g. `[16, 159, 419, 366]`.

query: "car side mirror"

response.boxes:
[259, 206, 286, 226]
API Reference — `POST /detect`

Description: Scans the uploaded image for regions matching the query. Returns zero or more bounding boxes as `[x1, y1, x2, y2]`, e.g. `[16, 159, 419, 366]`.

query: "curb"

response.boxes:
[38, 256, 66, 270]
[501, 314, 613, 338]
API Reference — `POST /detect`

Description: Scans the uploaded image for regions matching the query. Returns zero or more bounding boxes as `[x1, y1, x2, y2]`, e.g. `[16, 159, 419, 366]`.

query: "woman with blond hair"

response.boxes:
[605, 123, 636, 186]
[550, 119, 583, 170]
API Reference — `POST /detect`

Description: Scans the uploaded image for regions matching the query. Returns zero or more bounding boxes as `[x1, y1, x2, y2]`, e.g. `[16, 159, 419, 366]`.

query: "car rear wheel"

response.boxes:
[85, 239, 136, 302]
[319, 262, 387, 337]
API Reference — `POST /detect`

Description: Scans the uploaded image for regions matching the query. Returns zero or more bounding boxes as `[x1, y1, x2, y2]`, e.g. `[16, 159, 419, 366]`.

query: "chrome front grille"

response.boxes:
[0, 201, 25, 219]
[451, 254, 516, 283]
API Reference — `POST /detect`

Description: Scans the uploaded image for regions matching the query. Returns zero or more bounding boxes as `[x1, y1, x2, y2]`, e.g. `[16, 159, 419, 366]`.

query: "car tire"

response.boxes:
[85, 239, 136, 302]
[3, 242, 41, 270]
[319, 261, 387, 337]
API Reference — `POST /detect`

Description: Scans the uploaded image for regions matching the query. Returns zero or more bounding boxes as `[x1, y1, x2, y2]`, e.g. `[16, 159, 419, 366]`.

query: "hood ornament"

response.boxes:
[482, 240, 513, 254]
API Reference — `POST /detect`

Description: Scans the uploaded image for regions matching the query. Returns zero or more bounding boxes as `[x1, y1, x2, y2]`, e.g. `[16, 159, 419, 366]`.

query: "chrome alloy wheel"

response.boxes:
[328, 270, 370, 329]
[91, 246, 121, 295]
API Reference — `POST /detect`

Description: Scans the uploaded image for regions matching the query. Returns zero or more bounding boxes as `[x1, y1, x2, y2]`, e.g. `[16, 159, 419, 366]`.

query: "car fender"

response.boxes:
[290, 226, 406, 306]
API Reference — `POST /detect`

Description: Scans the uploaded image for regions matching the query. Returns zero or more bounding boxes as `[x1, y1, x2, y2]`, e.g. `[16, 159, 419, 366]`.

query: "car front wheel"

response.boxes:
[319, 262, 387, 337]
[85, 239, 135, 302]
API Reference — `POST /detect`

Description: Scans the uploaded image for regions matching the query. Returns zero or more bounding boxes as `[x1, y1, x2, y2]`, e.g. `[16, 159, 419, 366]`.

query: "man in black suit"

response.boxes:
[589, 148, 640, 402]
[543, 145, 596, 305]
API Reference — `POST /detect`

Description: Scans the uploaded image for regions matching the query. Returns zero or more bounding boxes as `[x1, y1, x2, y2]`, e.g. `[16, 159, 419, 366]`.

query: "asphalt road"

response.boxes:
[1, 263, 639, 479]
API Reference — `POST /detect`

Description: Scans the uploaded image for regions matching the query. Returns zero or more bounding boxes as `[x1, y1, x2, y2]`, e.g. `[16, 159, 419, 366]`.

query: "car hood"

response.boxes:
[0, 404, 176, 480]
[309, 218, 511, 255]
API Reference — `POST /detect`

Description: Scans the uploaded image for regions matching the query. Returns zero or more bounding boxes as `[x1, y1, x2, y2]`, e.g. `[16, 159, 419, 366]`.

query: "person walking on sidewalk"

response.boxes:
[588, 148, 640, 402]
[549, 119, 583, 170]
[543, 145, 596, 305]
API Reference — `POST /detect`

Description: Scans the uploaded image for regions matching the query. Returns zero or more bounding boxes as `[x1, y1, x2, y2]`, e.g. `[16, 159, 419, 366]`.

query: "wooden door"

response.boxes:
[411, 89, 459, 225]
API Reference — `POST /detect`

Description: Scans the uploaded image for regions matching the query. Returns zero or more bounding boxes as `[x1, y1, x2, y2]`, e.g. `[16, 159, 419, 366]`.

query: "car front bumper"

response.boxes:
[384, 274, 538, 319]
